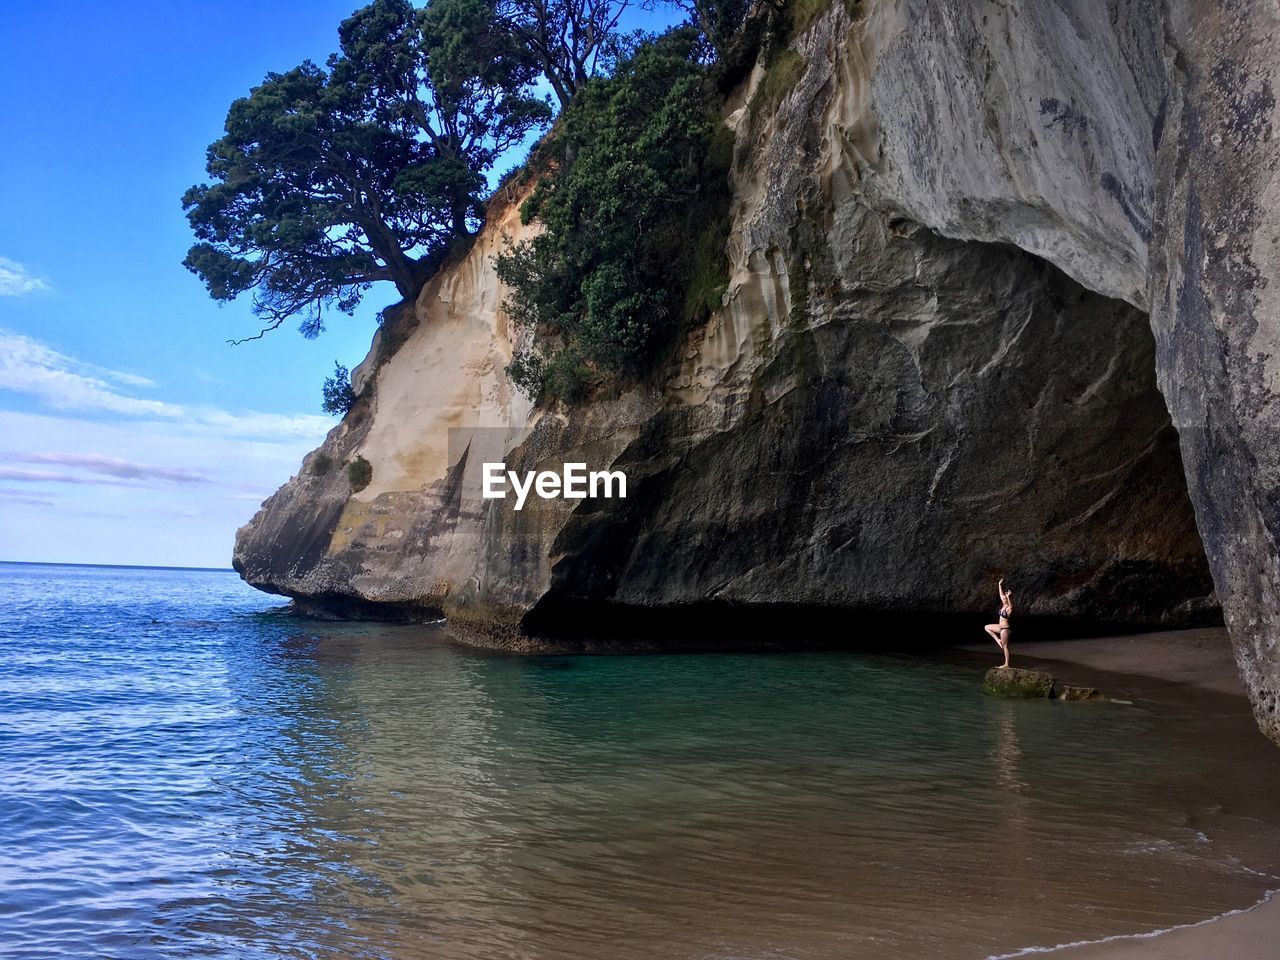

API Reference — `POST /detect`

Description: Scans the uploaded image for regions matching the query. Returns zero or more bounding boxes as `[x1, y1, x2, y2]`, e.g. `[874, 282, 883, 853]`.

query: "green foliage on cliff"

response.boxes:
[787, 0, 839, 38]
[753, 48, 805, 114]
[749, 0, 835, 119]
[322, 362, 357, 416]
[347, 456, 374, 491]
[495, 27, 733, 401]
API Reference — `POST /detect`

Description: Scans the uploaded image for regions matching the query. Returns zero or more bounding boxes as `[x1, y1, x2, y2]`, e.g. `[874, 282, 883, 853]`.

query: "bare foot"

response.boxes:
[997, 664, 1010, 669]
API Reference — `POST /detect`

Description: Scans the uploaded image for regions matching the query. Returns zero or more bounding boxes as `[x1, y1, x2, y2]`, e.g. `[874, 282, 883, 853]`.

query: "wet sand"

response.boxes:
[1045, 890, 1280, 958]
[962, 626, 1280, 959]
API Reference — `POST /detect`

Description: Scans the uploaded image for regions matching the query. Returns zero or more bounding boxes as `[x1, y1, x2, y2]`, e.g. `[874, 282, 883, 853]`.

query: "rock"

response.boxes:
[983, 668, 1057, 699]
[1147, 0, 1280, 745]
[233, 4, 1211, 639]
[1056, 685, 1105, 702]
[982, 670, 1104, 700]
[233, 0, 1280, 744]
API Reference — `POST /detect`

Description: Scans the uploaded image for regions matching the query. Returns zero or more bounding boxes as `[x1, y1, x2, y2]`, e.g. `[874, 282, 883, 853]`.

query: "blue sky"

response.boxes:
[0, 1, 677, 567]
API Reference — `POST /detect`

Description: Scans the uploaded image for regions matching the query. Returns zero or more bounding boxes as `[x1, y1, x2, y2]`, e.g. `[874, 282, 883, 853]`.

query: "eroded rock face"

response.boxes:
[235, 0, 1280, 740]
[1148, 1, 1280, 742]
[868, 0, 1163, 308]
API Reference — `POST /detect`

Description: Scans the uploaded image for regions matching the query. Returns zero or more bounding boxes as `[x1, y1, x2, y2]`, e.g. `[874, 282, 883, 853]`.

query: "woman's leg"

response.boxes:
[985, 624, 1008, 667]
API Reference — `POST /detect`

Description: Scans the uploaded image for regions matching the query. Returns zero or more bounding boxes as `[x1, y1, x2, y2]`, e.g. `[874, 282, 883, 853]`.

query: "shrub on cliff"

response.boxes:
[322, 362, 357, 416]
[496, 27, 732, 401]
[347, 456, 373, 491]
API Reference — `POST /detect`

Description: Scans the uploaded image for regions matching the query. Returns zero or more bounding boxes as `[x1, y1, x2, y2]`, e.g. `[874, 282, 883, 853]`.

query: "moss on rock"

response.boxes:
[983, 667, 1056, 699]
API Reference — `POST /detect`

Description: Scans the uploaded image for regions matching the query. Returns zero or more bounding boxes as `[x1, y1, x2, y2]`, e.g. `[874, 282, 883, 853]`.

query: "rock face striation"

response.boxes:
[235, 0, 1280, 743]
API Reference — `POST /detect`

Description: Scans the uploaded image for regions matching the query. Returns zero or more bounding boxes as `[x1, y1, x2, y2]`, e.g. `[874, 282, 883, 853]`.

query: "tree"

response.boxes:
[183, 0, 551, 341]
[675, 0, 749, 60]
[490, 0, 639, 107]
[322, 361, 358, 415]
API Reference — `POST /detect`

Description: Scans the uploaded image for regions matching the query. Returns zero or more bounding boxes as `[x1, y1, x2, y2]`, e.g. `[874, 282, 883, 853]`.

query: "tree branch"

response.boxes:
[226, 315, 287, 345]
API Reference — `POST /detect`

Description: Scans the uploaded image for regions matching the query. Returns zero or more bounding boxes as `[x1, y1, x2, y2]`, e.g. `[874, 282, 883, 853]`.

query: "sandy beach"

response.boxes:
[963, 626, 1279, 959]
[1043, 890, 1280, 958]
[967, 627, 1245, 696]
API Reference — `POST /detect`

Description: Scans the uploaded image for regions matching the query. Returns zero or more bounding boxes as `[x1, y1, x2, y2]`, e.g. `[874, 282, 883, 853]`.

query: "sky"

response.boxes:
[0, 1, 678, 568]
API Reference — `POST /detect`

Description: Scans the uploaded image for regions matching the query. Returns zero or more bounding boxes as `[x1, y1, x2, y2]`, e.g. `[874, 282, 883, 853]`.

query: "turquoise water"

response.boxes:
[3, 562, 1280, 959]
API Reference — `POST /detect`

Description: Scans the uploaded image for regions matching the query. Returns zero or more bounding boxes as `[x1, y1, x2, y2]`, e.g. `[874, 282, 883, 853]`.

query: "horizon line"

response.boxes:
[0, 559, 236, 573]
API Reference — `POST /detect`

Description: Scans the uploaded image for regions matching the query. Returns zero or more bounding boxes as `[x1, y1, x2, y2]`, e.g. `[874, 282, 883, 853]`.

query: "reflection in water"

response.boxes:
[990, 707, 1034, 906]
[992, 709, 1027, 795]
[4, 564, 1280, 960]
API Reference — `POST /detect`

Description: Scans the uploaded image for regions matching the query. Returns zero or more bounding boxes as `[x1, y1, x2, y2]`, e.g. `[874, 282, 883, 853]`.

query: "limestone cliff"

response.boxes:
[235, 0, 1280, 742]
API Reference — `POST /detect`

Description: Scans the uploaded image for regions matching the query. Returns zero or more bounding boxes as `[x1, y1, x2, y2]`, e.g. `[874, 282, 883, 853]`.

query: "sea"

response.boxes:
[3, 561, 1279, 960]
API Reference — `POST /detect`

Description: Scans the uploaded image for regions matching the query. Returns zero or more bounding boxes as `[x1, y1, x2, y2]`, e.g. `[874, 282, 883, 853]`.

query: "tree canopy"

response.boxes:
[183, 0, 551, 340]
[490, 0, 639, 108]
[676, 0, 750, 61]
[184, 0, 747, 363]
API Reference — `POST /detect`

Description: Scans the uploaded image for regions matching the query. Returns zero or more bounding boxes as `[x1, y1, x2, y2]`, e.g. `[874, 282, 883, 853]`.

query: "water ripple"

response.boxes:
[3, 562, 1280, 959]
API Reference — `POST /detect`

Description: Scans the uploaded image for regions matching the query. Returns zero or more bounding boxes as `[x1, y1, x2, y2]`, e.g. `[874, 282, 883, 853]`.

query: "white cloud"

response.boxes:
[0, 488, 56, 507]
[99, 369, 156, 389]
[0, 329, 183, 417]
[0, 409, 326, 566]
[14, 453, 210, 484]
[0, 257, 49, 296]
[0, 466, 115, 484]
[193, 408, 334, 440]
[0, 330, 336, 567]
[0, 329, 333, 441]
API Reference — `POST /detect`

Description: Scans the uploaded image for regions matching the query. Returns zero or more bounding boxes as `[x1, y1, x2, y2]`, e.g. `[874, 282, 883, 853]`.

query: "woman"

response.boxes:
[983, 578, 1013, 668]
